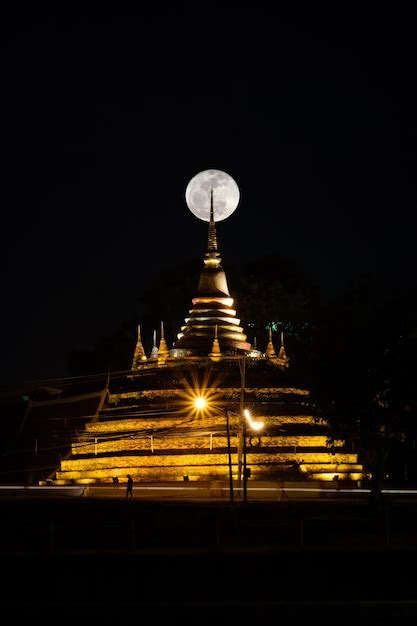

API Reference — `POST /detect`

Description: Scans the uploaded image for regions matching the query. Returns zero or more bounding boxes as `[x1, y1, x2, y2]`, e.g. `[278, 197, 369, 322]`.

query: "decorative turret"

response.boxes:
[209, 325, 222, 362]
[150, 329, 159, 360]
[277, 331, 289, 368]
[173, 190, 251, 356]
[265, 327, 276, 359]
[132, 324, 147, 370]
[158, 321, 170, 366]
[265, 327, 289, 369]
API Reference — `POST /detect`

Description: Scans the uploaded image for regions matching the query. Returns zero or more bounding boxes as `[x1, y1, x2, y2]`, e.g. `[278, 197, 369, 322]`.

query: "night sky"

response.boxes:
[1, 7, 416, 386]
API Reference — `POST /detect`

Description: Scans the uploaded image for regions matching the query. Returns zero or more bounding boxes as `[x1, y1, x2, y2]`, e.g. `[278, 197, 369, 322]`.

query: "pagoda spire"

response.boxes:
[209, 324, 222, 362]
[265, 326, 277, 359]
[203, 189, 222, 269]
[150, 329, 159, 360]
[173, 187, 251, 355]
[158, 321, 169, 366]
[277, 331, 289, 367]
[131, 324, 147, 370]
[207, 189, 218, 252]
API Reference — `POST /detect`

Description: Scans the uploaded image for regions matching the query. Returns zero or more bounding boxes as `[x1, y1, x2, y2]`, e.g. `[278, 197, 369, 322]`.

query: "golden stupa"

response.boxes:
[47, 178, 363, 486]
[174, 190, 251, 355]
[0, 174, 362, 488]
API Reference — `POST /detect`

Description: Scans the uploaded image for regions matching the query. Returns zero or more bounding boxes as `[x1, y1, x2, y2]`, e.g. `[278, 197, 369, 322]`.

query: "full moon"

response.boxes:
[185, 169, 240, 222]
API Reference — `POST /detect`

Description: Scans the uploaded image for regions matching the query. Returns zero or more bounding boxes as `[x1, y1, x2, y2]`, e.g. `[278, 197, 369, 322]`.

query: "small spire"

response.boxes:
[253, 336, 257, 350]
[158, 320, 169, 366]
[277, 330, 288, 363]
[209, 324, 222, 362]
[203, 189, 222, 270]
[207, 188, 218, 252]
[132, 323, 147, 370]
[265, 326, 276, 359]
[150, 329, 159, 359]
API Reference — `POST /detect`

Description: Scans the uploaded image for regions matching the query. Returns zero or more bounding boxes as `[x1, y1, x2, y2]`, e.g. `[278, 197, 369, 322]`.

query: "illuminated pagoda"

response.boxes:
[5, 170, 363, 487]
[173, 190, 251, 356]
[131, 324, 147, 369]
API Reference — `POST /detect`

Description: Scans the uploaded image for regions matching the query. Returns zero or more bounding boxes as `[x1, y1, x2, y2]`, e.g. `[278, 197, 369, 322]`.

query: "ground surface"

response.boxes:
[2, 497, 417, 623]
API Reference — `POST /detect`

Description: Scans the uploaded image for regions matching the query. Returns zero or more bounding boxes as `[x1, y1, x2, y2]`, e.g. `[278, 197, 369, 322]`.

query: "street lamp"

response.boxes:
[237, 356, 246, 488]
[194, 395, 234, 503]
[242, 408, 264, 502]
[192, 380, 263, 504]
[237, 355, 265, 501]
[225, 407, 234, 503]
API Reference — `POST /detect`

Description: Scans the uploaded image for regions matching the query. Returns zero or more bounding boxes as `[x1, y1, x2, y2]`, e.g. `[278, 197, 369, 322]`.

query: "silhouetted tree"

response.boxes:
[310, 280, 417, 500]
[67, 254, 318, 378]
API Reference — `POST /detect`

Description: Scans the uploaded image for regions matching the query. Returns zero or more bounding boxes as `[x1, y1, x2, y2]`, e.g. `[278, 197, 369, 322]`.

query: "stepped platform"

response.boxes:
[52, 360, 363, 485]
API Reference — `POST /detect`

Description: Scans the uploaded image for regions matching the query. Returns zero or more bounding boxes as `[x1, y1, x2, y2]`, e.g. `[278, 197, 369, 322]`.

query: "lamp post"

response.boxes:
[237, 355, 246, 492]
[194, 395, 234, 504]
[225, 407, 234, 503]
[193, 390, 263, 504]
[243, 408, 264, 503]
[243, 416, 248, 502]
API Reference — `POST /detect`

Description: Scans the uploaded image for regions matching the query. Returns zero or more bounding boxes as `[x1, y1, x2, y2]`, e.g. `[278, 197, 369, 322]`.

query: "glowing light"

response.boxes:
[244, 408, 264, 431]
[195, 397, 207, 410]
[166, 367, 225, 421]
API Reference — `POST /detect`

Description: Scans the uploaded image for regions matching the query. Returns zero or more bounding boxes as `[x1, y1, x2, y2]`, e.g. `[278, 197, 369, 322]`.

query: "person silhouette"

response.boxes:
[126, 474, 133, 499]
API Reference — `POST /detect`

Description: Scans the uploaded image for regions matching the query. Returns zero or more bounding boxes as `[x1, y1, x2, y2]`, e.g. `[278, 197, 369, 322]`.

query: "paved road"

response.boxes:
[2, 481, 417, 502]
[86, 483, 358, 500]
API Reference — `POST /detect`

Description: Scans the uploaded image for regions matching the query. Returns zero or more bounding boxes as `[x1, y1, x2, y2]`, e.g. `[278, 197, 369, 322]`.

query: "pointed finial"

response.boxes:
[209, 324, 222, 362]
[150, 329, 159, 359]
[158, 320, 169, 366]
[132, 323, 147, 369]
[277, 330, 289, 364]
[265, 325, 276, 359]
[207, 188, 218, 253]
[254, 336, 257, 350]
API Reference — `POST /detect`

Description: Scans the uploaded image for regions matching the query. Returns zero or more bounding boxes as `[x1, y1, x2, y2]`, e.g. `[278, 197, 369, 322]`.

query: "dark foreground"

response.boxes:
[2, 497, 417, 624]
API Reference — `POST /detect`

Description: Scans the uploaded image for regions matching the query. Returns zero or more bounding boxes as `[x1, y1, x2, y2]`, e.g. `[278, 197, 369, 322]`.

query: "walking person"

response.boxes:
[126, 474, 133, 499]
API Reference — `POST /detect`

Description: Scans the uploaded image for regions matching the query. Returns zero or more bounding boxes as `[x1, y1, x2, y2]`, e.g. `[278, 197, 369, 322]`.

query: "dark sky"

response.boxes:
[1, 6, 416, 385]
